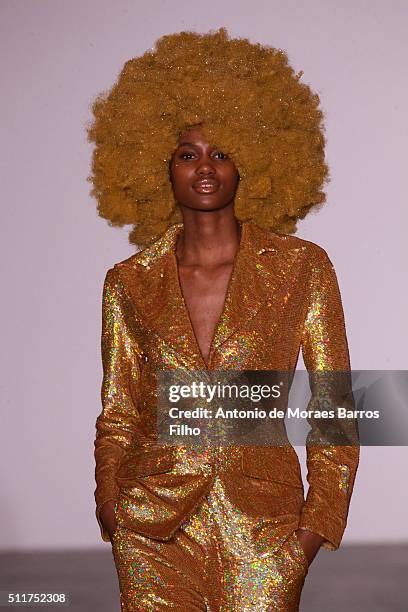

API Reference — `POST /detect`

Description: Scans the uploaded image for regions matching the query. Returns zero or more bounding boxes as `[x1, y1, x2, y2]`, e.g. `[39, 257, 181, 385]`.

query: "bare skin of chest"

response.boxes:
[177, 262, 234, 367]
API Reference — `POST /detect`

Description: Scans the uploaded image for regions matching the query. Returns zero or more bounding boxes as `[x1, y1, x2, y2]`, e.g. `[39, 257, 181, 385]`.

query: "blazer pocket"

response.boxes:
[117, 447, 176, 482]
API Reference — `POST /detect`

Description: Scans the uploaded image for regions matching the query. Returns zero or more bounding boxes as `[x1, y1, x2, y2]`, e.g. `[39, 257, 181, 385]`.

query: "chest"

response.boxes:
[117, 247, 310, 371]
[177, 262, 234, 367]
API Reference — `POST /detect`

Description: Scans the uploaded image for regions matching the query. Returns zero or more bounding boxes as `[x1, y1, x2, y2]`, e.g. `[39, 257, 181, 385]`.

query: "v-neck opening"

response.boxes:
[172, 221, 245, 370]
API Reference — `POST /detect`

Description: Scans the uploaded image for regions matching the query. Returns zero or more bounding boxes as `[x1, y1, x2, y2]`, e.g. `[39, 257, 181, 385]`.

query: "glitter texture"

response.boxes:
[112, 476, 309, 611]
[94, 220, 359, 609]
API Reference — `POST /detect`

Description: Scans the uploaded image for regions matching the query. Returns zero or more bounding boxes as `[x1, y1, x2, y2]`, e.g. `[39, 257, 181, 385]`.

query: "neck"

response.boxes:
[175, 207, 242, 268]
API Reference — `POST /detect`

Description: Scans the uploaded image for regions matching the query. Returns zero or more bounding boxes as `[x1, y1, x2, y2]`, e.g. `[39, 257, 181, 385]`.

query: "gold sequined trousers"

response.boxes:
[111, 473, 309, 611]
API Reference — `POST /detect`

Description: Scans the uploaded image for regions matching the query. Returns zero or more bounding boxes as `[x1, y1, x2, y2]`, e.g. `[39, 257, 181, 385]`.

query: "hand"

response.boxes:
[99, 500, 118, 542]
[295, 528, 324, 567]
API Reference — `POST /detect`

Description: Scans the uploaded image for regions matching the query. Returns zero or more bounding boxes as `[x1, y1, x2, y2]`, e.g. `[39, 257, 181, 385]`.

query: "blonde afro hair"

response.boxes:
[87, 27, 329, 247]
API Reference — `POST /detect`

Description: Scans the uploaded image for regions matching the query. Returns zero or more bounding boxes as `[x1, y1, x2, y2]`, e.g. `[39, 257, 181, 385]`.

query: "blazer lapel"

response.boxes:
[117, 223, 206, 369]
[116, 221, 303, 370]
[210, 222, 304, 356]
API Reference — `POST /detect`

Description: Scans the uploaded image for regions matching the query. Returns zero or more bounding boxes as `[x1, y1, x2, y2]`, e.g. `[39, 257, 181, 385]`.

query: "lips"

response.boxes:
[193, 179, 220, 194]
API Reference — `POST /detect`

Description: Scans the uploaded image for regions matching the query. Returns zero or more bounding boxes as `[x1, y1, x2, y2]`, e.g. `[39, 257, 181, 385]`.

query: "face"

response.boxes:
[169, 129, 240, 211]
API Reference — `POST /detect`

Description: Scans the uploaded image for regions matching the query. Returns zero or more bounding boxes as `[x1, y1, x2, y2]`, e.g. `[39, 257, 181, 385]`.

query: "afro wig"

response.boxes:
[86, 27, 329, 247]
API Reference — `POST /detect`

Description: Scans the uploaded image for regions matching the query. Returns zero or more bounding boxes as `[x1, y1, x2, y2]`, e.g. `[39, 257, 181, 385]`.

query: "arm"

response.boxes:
[94, 266, 142, 542]
[298, 247, 360, 552]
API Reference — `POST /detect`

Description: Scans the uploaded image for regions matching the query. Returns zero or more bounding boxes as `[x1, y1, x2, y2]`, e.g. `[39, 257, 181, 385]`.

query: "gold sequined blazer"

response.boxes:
[94, 220, 359, 551]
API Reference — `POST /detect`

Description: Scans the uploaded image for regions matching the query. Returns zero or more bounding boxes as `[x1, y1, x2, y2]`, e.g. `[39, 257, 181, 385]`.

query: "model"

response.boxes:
[87, 28, 359, 611]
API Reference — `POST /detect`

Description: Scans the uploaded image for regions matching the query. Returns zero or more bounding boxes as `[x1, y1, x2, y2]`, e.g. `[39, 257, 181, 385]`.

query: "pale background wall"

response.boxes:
[1, 0, 407, 550]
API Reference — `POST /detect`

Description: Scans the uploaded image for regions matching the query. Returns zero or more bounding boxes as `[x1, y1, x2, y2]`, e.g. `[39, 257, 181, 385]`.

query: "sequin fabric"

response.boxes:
[94, 220, 359, 609]
[112, 469, 309, 611]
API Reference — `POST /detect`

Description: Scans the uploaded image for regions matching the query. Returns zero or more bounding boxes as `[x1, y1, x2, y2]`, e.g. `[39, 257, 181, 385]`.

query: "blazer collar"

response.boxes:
[117, 220, 303, 370]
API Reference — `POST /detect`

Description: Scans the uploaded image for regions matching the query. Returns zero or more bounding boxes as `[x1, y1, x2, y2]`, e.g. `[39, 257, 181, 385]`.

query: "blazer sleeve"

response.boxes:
[298, 246, 360, 550]
[94, 266, 142, 542]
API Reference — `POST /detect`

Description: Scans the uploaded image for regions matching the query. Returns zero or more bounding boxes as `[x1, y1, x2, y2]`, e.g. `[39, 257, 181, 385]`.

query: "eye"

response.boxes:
[213, 151, 228, 160]
[175, 149, 228, 161]
[179, 151, 196, 160]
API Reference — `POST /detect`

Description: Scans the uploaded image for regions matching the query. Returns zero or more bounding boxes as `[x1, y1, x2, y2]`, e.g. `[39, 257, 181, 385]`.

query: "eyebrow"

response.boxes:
[177, 141, 220, 150]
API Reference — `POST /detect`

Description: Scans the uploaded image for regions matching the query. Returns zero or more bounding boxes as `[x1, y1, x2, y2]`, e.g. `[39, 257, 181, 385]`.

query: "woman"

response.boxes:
[88, 29, 359, 611]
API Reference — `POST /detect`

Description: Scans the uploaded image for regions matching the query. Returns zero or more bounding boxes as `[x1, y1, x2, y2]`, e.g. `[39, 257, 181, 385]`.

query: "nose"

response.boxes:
[196, 156, 216, 176]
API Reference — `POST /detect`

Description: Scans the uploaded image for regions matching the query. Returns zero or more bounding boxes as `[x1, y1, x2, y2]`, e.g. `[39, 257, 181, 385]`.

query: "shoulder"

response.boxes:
[109, 222, 182, 272]
[256, 224, 334, 269]
[101, 225, 176, 298]
[276, 231, 329, 256]
[294, 235, 333, 270]
[110, 247, 149, 270]
[104, 236, 165, 278]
